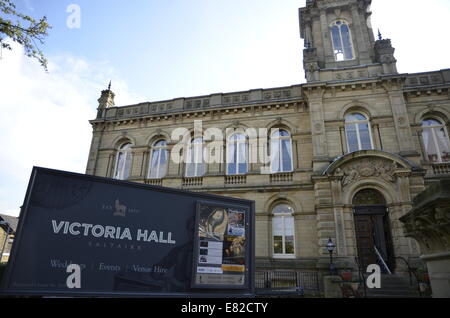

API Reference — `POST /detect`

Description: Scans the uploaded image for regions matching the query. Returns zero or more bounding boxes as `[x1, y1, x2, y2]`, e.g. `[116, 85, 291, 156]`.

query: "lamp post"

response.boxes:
[327, 238, 336, 275]
[0, 221, 11, 263]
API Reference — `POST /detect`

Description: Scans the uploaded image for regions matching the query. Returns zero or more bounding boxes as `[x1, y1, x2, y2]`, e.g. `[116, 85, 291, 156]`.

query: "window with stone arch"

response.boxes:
[421, 117, 450, 163]
[148, 139, 169, 179]
[227, 133, 248, 175]
[330, 20, 354, 61]
[272, 203, 296, 258]
[345, 112, 374, 153]
[185, 137, 206, 177]
[113, 142, 133, 180]
[270, 128, 294, 173]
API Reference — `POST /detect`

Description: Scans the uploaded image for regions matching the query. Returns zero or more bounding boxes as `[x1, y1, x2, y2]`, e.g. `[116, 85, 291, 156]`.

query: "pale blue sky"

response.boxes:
[1, 0, 450, 217]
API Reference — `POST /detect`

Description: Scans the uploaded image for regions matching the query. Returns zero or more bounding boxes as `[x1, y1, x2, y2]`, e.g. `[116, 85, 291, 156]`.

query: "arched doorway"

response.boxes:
[353, 189, 395, 272]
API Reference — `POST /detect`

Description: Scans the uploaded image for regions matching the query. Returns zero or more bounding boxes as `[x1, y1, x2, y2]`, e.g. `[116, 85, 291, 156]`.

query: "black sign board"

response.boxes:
[0, 167, 255, 297]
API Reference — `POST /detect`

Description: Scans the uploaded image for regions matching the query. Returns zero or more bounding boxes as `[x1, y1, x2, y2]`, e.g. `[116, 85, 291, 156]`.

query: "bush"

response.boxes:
[0, 263, 7, 284]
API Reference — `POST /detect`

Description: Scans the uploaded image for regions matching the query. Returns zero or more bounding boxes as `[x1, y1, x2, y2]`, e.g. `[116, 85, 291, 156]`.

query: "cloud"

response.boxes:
[0, 41, 143, 217]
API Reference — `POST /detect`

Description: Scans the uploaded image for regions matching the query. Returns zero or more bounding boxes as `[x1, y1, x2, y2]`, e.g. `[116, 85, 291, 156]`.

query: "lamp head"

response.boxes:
[326, 238, 335, 253]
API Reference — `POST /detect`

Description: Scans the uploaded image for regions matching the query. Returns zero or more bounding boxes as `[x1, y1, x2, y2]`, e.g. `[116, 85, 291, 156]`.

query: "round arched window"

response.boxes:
[353, 189, 386, 206]
[270, 129, 293, 173]
[331, 20, 354, 61]
[227, 133, 248, 175]
[148, 140, 168, 179]
[421, 118, 450, 163]
[345, 113, 374, 153]
[186, 137, 205, 177]
[114, 142, 133, 180]
[272, 204, 295, 258]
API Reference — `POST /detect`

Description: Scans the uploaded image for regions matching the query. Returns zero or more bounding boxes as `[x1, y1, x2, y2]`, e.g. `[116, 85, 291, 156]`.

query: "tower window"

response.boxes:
[331, 20, 354, 61]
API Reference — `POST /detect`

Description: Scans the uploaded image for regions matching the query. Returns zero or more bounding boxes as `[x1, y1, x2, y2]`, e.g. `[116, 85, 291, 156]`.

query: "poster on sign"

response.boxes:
[192, 202, 250, 289]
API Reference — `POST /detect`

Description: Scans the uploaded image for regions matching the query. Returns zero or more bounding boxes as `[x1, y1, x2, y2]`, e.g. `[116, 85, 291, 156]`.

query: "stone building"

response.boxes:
[86, 0, 450, 276]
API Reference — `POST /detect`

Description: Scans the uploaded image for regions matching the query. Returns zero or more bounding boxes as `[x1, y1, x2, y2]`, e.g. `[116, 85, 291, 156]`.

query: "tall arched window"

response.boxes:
[148, 140, 168, 179]
[272, 204, 295, 258]
[331, 20, 354, 61]
[270, 129, 293, 173]
[345, 113, 373, 153]
[114, 142, 133, 180]
[227, 133, 248, 175]
[186, 137, 205, 177]
[422, 118, 450, 163]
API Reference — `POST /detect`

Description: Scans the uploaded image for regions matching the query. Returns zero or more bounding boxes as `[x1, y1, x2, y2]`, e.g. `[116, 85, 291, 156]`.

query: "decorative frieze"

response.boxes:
[334, 158, 397, 187]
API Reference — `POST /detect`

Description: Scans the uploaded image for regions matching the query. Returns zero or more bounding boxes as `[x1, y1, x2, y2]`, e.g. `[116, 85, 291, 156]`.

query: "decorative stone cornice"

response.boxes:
[400, 179, 450, 255]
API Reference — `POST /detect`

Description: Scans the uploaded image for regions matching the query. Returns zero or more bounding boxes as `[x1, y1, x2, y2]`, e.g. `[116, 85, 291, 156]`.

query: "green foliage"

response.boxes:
[0, 0, 51, 70]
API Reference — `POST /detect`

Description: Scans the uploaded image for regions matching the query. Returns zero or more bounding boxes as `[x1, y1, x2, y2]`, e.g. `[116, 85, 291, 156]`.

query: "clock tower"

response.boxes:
[300, 0, 398, 82]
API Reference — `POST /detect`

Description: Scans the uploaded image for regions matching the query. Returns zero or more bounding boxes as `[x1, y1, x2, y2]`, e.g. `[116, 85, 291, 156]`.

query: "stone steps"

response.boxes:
[360, 274, 422, 298]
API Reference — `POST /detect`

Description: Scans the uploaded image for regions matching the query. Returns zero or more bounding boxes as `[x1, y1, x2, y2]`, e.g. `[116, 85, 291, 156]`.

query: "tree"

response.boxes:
[0, 0, 51, 71]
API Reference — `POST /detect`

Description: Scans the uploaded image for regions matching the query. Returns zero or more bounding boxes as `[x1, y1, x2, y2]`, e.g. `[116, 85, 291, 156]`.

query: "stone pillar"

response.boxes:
[303, 86, 329, 172]
[400, 179, 450, 298]
[323, 276, 343, 298]
[384, 81, 416, 155]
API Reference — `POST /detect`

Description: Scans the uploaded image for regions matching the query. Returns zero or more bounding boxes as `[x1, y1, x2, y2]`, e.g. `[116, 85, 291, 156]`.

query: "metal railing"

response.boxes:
[354, 257, 367, 298]
[395, 256, 424, 297]
[255, 270, 320, 296]
[374, 246, 392, 274]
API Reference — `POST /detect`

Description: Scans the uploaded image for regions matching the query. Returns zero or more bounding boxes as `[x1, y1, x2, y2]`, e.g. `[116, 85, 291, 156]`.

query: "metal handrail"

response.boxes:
[374, 246, 392, 274]
[395, 256, 423, 297]
[354, 257, 367, 298]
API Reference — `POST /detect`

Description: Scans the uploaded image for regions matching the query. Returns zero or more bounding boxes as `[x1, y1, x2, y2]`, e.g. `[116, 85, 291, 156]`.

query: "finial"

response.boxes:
[108, 80, 111, 91]
[378, 29, 383, 41]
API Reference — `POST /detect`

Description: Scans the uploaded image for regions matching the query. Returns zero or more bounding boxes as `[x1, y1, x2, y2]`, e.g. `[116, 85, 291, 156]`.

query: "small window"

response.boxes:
[422, 118, 450, 163]
[114, 143, 133, 180]
[272, 204, 295, 258]
[331, 20, 354, 61]
[148, 140, 168, 179]
[186, 137, 205, 177]
[270, 129, 293, 173]
[345, 113, 374, 153]
[227, 133, 248, 175]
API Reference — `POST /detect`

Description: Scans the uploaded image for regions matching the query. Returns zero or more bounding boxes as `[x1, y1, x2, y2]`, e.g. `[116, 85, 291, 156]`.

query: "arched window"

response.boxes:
[270, 129, 293, 173]
[114, 142, 133, 180]
[272, 204, 295, 258]
[148, 140, 168, 179]
[186, 137, 205, 177]
[353, 189, 386, 206]
[227, 133, 248, 175]
[345, 113, 373, 153]
[331, 20, 354, 61]
[422, 118, 450, 163]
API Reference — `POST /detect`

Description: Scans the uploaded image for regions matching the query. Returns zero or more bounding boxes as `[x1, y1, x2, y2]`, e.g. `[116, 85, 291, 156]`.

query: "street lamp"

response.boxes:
[0, 221, 12, 263]
[326, 238, 336, 275]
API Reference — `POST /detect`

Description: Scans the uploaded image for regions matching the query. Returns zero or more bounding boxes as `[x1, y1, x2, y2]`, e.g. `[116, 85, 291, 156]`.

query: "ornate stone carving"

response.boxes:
[335, 158, 397, 187]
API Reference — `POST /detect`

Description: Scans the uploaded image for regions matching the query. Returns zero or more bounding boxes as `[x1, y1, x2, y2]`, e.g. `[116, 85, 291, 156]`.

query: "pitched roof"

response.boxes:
[0, 214, 19, 233]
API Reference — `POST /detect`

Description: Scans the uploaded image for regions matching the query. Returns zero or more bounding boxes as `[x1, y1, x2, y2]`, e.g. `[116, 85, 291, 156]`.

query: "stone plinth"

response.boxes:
[400, 179, 450, 298]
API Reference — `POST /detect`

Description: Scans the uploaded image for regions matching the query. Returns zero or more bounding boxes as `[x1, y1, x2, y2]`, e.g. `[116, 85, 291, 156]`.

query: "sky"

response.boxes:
[0, 0, 450, 217]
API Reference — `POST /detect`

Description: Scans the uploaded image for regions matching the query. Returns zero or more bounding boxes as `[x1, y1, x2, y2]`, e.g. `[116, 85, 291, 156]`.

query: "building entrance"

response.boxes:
[353, 189, 395, 272]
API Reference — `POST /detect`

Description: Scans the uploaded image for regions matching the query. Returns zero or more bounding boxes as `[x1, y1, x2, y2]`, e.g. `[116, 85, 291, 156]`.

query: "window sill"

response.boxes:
[272, 255, 296, 260]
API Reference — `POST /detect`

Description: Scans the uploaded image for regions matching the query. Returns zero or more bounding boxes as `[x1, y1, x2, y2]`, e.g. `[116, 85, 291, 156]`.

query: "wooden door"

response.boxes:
[354, 213, 376, 269]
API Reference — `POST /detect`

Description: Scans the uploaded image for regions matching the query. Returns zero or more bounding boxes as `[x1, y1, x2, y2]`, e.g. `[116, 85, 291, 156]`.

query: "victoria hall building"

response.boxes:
[85, 0, 450, 294]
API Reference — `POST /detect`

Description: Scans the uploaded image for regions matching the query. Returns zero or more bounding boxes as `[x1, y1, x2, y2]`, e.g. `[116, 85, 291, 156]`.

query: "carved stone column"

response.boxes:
[400, 179, 450, 298]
